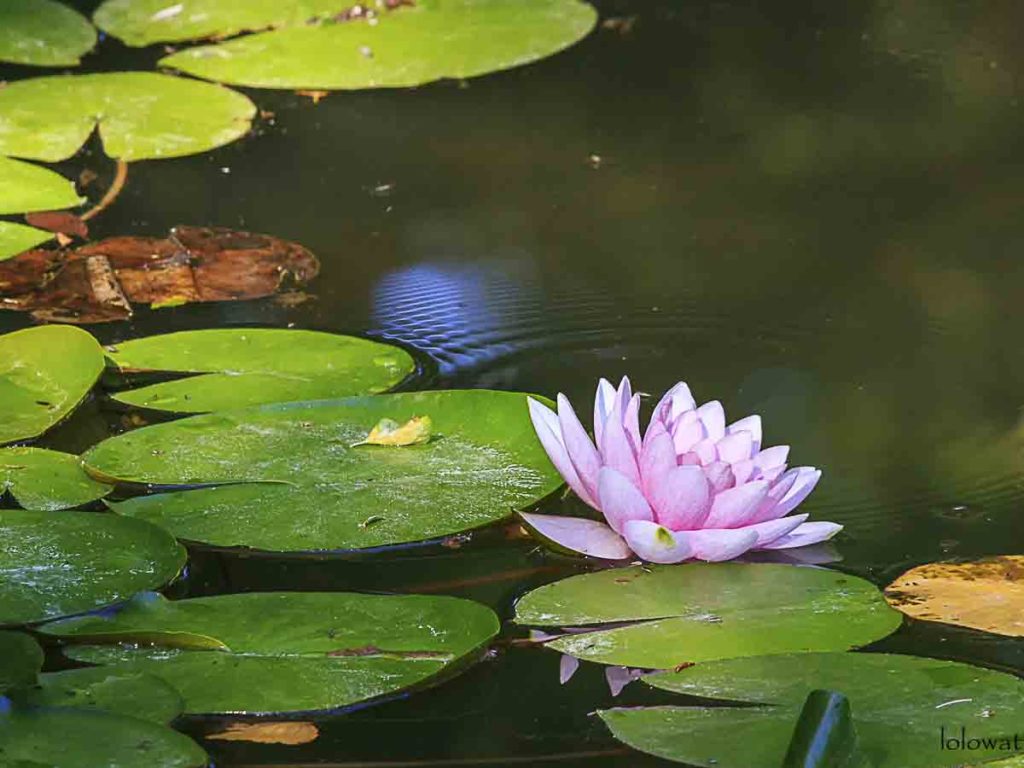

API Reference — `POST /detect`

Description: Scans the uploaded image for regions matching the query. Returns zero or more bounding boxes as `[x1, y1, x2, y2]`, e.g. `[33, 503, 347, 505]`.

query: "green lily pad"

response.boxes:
[0, 631, 44, 693]
[0, 325, 106, 445]
[107, 328, 417, 413]
[0, 157, 84, 215]
[0, 220, 52, 261]
[0, 708, 208, 768]
[1, 447, 112, 510]
[15, 667, 183, 724]
[513, 564, 902, 668]
[0, 72, 256, 163]
[44, 591, 499, 714]
[0, 510, 186, 626]
[598, 652, 1024, 768]
[157, 0, 598, 90]
[0, 0, 97, 66]
[84, 390, 562, 552]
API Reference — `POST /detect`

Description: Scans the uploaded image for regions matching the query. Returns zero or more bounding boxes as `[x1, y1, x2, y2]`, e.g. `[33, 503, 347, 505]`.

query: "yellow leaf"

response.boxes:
[150, 295, 190, 310]
[353, 415, 432, 447]
[207, 721, 319, 745]
[884, 555, 1024, 637]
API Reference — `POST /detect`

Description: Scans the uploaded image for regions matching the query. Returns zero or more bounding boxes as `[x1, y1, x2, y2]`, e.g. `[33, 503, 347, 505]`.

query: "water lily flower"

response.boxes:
[524, 378, 840, 563]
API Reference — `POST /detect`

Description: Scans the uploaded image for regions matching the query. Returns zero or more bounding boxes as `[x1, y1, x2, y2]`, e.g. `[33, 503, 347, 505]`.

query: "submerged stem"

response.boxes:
[81, 159, 129, 222]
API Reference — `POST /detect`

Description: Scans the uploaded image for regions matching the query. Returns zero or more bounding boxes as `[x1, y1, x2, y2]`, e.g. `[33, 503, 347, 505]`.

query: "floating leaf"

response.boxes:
[0, 221, 52, 261]
[513, 563, 902, 668]
[598, 653, 1024, 768]
[0, 157, 83, 215]
[156, 0, 598, 90]
[0, 325, 106, 444]
[354, 415, 433, 447]
[15, 667, 183, 724]
[84, 390, 562, 552]
[0, 510, 186, 625]
[207, 721, 319, 745]
[0, 708, 208, 768]
[0, 447, 111, 510]
[106, 328, 413, 412]
[44, 591, 499, 714]
[0, 631, 44, 693]
[0, 72, 256, 163]
[884, 556, 1024, 637]
[0, 0, 97, 66]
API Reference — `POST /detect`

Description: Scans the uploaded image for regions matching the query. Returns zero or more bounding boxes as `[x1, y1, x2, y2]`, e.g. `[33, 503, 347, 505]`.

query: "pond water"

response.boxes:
[3, 0, 1024, 765]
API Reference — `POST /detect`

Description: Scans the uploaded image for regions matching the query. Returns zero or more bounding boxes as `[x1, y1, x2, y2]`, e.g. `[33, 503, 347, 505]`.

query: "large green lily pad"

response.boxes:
[599, 653, 1024, 768]
[1, 447, 111, 510]
[84, 390, 562, 552]
[0, 325, 106, 445]
[0, 220, 53, 261]
[0, 156, 84, 215]
[0, 631, 44, 692]
[0, 510, 186, 626]
[16, 667, 184, 724]
[0, 708, 208, 768]
[0, 72, 256, 162]
[45, 591, 499, 714]
[0, 0, 97, 66]
[513, 564, 902, 668]
[157, 0, 598, 90]
[107, 328, 416, 413]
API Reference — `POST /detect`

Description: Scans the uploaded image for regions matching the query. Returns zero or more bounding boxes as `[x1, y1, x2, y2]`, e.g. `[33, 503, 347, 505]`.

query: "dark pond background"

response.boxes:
[4, 0, 1024, 764]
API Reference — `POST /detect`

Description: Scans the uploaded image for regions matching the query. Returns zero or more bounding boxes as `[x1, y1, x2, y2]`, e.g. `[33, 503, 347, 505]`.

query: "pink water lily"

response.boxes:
[524, 377, 841, 563]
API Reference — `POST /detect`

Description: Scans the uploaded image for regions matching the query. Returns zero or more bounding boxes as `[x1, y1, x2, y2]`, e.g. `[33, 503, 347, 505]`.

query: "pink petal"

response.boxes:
[704, 461, 735, 493]
[715, 431, 754, 464]
[593, 378, 618, 446]
[519, 512, 632, 559]
[759, 520, 842, 550]
[671, 411, 704, 454]
[686, 527, 760, 561]
[557, 393, 602, 504]
[600, 402, 641, 486]
[727, 415, 762, 452]
[528, 397, 598, 508]
[559, 654, 580, 685]
[745, 468, 800, 525]
[690, 437, 718, 465]
[760, 464, 787, 483]
[622, 520, 694, 563]
[702, 480, 769, 528]
[648, 465, 711, 530]
[623, 394, 642, 456]
[639, 420, 677, 495]
[747, 513, 808, 547]
[731, 459, 755, 484]
[772, 467, 822, 517]
[597, 467, 654, 534]
[753, 445, 790, 472]
[605, 666, 646, 697]
[648, 382, 695, 437]
[696, 400, 726, 441]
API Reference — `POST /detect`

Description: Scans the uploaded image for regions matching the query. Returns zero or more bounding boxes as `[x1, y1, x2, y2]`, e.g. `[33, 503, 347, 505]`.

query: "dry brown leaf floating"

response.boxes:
[207, 721, 319, 746]
[353, 416, 433, 447]
[884, 555, 1024, 637]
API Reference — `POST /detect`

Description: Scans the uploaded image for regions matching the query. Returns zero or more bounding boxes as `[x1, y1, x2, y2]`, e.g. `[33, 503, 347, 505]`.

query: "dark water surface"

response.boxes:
[4, 0, 1024, 764]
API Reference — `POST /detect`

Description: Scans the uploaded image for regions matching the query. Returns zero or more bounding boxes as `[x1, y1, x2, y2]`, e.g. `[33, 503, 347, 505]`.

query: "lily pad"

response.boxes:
[44, 591, 499, 714]
[0, 631, 44, 692]
[16, 667, 183, 724]
[0, 325, 106, 444]
[84, 390, 563, 552]
[598, 652, 1024, 768]
[513, 563, 902, 668]
[1, 447, 112, 510]
[107, 328, 416, 413]
[0, 72, 256, 162]
[0, 156, 83, 215]
[157, 0, 598, 90]
[884, 556, 1024, 637]
[0, 708, 208, 768]
[0, 510, 186, 625]
[0, 220, 52, 261]
[0, 0, 97, 66]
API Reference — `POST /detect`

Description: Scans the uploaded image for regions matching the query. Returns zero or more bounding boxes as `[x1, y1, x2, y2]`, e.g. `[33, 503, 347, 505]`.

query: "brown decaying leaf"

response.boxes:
[207, 721, 319, 746]
[884, 555, 1024, 637]
[0, 226, 320, 324]
[24, 211, 89, 239]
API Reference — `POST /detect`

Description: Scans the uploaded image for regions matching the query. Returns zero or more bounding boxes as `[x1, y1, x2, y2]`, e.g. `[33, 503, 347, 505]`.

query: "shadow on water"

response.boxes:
[5, 0, 1024, 764]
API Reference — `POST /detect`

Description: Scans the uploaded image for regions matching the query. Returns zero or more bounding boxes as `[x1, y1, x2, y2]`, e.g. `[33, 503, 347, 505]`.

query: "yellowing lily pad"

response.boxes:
[156, 0, 598, 90]
[0, 0, 97, 66]
[0, 447, 111, 510]
[0, 157, 84, 215]
[0, 72, 256, 163]
[884, 556, 1024, 637]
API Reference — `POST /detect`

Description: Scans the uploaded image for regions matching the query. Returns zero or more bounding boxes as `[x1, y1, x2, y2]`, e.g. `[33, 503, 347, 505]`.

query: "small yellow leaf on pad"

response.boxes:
[207, 721, 319, 745]
[353, 416, 432, 447]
